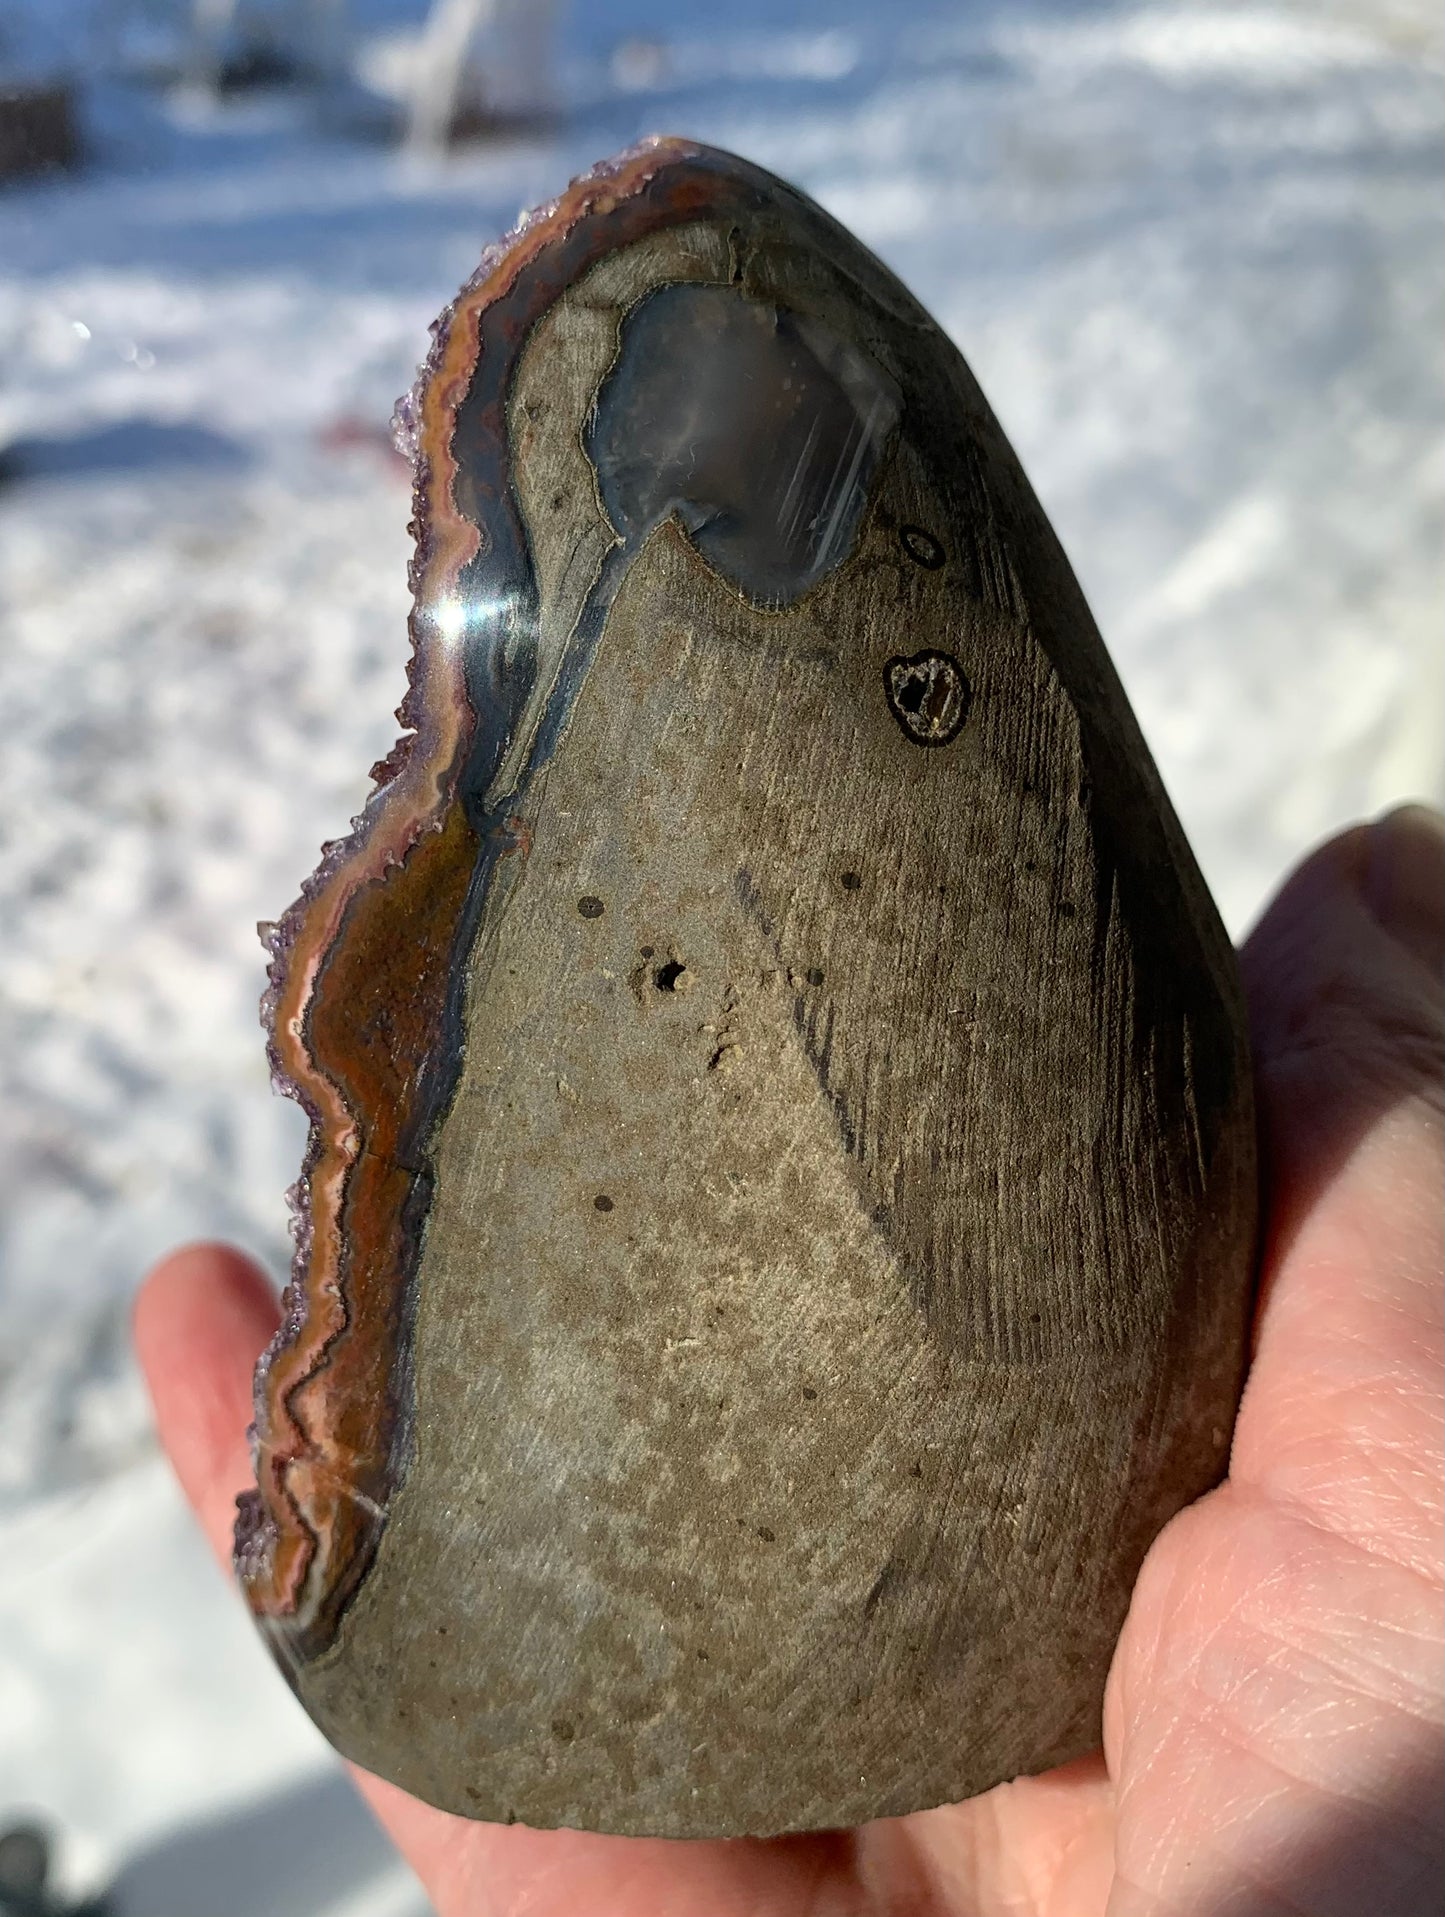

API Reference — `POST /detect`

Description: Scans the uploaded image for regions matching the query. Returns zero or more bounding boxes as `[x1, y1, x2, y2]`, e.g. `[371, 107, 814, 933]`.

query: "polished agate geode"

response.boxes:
[239, 137, 1256, 1836]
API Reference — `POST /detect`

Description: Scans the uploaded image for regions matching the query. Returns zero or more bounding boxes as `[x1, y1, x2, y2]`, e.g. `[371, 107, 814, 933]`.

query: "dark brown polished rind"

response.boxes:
[241, 137, 1257, 1835]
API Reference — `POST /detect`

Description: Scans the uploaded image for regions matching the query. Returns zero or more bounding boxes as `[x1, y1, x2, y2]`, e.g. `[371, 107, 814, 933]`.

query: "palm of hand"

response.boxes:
[137, 813, 1443, 1917]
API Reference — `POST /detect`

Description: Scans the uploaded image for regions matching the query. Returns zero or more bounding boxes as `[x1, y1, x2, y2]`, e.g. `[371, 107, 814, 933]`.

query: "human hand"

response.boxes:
[135, 808, 1443, 1916]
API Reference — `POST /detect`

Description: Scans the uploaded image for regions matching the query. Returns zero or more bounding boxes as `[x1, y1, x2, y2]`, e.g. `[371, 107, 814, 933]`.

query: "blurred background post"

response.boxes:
[405, 0, 560, 154]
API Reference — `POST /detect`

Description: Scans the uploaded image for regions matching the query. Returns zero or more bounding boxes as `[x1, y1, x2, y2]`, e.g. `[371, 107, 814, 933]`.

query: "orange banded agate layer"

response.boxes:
[238, 138, 745, 1657]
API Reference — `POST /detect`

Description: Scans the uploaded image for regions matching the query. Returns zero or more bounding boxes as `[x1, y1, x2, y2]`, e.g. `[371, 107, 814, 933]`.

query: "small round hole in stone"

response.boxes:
[899, 524, 945, 569]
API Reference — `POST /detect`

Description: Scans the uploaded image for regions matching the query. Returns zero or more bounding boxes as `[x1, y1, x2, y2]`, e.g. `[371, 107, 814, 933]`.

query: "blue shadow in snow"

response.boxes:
[107, 1768, 429, 1917]
[0, 420, 251, 484]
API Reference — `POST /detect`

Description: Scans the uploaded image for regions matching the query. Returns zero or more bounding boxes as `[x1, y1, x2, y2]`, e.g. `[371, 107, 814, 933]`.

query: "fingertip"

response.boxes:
[1241, 809, 1443, 1117]
[135, 1241, 281, 1568]
[135, 1240, 277, 1351]
[1362, 802, 1445, 976]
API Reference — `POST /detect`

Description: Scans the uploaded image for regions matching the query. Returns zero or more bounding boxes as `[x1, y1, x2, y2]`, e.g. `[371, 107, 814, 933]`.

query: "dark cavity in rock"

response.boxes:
[899, 524, 945, 569]
[885, 649, 971, 747]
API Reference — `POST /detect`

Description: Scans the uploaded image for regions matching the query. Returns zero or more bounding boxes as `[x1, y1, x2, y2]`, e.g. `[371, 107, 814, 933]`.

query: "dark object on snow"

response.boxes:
[0, 84, 80, 184]
[212, 41, 307, 93]
[0, 1823, 109, 1917]
[0, 1826, 48, 1917]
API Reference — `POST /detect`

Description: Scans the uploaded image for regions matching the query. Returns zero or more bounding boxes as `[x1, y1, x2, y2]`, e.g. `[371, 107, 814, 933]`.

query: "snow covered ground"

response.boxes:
[0, 0, 1440, 1907]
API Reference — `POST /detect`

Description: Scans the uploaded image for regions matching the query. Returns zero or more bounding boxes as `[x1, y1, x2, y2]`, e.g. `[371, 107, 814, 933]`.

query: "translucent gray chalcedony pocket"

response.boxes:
[587, 281, 902, 606]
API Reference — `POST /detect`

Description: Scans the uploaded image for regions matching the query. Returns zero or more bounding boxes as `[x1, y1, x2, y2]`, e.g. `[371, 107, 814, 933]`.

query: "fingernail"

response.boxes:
[1363, 803, 1445, 974]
